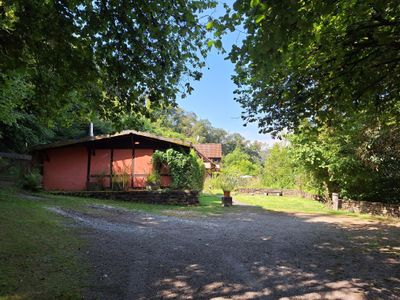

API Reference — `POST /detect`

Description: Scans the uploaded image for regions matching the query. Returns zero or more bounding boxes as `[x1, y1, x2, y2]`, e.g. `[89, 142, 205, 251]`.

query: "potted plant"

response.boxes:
[217, 173, 239, 206]
[146, 172, 160, 190]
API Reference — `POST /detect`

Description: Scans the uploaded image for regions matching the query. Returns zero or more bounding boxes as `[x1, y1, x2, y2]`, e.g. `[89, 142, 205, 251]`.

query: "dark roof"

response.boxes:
[194, 143, 222, 158]
[33, 130, 192, 150]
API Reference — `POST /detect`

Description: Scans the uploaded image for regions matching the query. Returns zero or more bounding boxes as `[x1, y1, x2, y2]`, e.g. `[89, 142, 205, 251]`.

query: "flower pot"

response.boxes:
[223, 191, 231, 197]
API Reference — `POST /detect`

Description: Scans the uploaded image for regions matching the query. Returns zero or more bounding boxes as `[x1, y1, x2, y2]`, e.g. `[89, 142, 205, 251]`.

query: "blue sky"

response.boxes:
[177, 5, 275, 146]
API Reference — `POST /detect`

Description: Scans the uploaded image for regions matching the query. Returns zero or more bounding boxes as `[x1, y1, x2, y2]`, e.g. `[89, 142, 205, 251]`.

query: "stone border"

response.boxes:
[51, 190, 199, 205]
[238, 188, 399, 218]
[335, 197, 399, 218]
[236, 188, 323, 201]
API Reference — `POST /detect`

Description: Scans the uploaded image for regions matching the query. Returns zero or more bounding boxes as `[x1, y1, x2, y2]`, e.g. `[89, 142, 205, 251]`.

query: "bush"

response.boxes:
[146, 172, 161, 190]
[20, 169, 42, 191]
[152, 149, 205, 191]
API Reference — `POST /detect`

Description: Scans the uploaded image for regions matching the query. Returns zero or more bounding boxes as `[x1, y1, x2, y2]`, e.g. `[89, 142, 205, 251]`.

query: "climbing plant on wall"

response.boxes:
[152, 149, 205, 191]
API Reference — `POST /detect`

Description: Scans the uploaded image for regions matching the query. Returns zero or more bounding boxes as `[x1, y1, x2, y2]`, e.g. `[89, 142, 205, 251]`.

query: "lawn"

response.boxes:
[0, 189, 86, 300]
[233, 194, 331, 214]
[233, 193, 396, 222]
[0, 189, 229, 298]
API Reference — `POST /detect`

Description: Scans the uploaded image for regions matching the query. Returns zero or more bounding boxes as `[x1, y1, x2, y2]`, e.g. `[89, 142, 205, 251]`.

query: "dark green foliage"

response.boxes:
[210, 0, 400, 203]
[289, 121, 400, 203]
[152, 149, 205, 191]
[217, 0, 400, 136]
[20, 169, 42, 191]
[1, 0, 216, 150]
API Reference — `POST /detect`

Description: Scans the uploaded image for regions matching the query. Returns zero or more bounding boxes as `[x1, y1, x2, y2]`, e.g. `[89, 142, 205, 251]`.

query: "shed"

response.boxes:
[194, 143, 222, 171]
[32, 131, 192, 191]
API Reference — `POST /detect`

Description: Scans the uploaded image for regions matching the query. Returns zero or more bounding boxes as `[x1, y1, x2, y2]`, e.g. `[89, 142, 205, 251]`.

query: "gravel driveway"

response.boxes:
[50, 204, 400, 299]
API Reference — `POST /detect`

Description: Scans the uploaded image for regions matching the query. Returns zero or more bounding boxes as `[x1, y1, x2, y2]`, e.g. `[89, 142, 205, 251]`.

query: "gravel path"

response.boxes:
[49, 204, 400, 299]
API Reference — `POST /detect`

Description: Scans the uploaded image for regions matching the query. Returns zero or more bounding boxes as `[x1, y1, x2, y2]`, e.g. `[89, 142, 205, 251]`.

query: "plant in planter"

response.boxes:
[146, 172, 160, 190]
[217, 173, 239, 196]
[217, 173, 239, 206]
[112, 172, 131, 191]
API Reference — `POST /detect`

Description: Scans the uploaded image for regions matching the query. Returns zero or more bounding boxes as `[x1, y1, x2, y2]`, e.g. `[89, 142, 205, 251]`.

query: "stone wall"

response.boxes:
[52, 190, 199, 205]
[339, 199, 400, 218]
[236, 188, 323, 201]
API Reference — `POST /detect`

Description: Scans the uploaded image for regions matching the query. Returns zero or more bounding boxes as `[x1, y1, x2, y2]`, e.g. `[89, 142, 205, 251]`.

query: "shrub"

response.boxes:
[112, 173, 130, 191]
[204, 173, 221, 193]
[20, 169, 42, 191]
[152, 148, 205, 191]
[146, 172, 160, 189]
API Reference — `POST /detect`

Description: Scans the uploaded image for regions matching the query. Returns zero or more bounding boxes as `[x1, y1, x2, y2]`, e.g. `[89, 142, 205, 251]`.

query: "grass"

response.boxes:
[0, 189, 86, 300]
[233, 193, 398, 222]
[33, 192, 228, 217]
[234, 194, 331, 214]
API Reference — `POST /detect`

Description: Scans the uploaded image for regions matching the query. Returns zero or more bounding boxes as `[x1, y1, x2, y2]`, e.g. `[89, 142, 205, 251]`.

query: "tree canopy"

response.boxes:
[0, 0, 216, 150]
[215, 0, 400, 135]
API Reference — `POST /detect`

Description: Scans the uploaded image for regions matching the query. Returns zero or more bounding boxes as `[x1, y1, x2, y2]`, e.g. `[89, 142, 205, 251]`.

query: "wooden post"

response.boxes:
[86, 147, 92, 189]
[332, 193, 340, 210]
[130, 134, 135, 188]
[110, 148, 114, 190]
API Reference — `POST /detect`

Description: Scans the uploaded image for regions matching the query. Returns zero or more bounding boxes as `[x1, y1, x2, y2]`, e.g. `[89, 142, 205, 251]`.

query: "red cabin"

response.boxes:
[32, 131, 193, 191]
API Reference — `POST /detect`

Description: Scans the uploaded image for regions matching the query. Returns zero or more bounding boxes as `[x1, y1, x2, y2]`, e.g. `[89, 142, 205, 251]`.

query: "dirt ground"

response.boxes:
[49, 203, 400, 300]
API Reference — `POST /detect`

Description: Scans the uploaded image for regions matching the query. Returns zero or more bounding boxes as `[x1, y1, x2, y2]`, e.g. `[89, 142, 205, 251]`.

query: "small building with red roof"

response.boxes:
[194, 143, 222, 172]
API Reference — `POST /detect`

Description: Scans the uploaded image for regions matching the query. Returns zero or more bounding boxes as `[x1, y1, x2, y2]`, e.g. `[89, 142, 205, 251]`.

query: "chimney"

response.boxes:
[89, 122, 94, 137]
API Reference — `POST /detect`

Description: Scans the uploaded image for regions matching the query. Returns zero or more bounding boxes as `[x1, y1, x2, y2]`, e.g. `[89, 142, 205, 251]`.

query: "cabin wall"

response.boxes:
[89, 149, 111, 187]
[133, 149, 153, 188]
[43, 146, 87, 191]
[42, 146, 169, 191]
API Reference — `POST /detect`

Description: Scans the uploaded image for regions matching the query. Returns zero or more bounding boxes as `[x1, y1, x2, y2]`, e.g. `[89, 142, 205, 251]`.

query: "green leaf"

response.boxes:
[255, 15, 265, 23]
[250, 0, 260, 8]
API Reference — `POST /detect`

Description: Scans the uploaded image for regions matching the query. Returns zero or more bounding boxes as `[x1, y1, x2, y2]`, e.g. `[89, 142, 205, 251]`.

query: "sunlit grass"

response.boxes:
[233, 194, 330, 214]
[233, 193, 398, 222]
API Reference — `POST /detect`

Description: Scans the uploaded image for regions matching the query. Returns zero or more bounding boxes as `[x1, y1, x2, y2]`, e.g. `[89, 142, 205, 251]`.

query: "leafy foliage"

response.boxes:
[1, 0, 216, 150]
[262, 144, 296, 189]
[222, 147, 260, 175]
[218, 0, 400, 136]
[152, 149, 205, 191]
[210, 0, 400, 203]
[289, 121, 400, 202]
[20, 169, 42, 192]
[145, 107, 268, 160]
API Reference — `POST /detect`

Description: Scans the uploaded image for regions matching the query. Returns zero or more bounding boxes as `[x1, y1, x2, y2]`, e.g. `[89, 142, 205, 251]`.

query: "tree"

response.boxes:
[216, 0, 400, 135]
[262, 144, 296, 189]
[0, 0, 216, 150]
[210, 0, 400, 202]
[288, 120, 400, 202]
[222, 147, 260, 176]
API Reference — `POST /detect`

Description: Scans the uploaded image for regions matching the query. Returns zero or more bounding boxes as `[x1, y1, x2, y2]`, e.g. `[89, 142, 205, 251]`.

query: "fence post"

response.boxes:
[332, 193, 340, 210]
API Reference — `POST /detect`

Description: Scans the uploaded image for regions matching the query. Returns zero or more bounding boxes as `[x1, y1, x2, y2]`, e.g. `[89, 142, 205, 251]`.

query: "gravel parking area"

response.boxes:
[50, 204, 400, 299]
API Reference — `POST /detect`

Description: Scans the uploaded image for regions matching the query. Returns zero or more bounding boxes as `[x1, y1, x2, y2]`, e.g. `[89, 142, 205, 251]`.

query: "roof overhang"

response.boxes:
[32, 130, 192, 151]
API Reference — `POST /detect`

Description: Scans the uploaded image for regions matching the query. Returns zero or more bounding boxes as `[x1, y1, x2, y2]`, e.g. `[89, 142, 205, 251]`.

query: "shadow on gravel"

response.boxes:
[52, 205, 400, 300]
